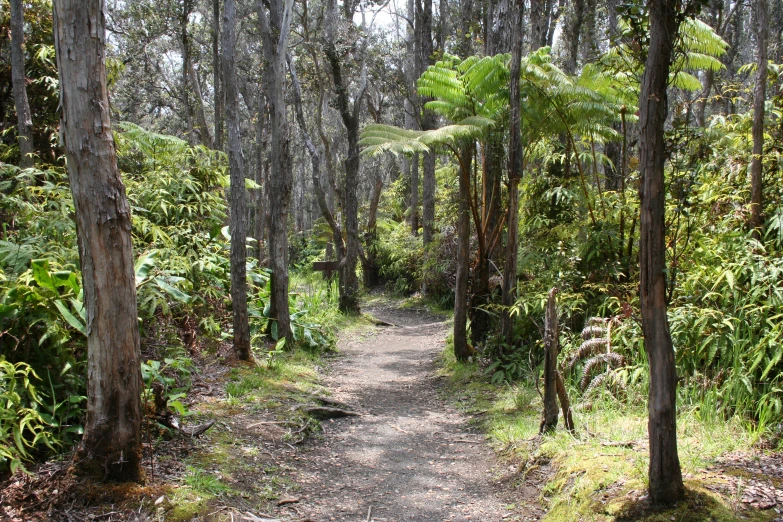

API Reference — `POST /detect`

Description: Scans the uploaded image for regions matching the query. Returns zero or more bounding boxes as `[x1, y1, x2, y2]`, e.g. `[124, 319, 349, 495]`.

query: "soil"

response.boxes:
[277, 304, 543, 522]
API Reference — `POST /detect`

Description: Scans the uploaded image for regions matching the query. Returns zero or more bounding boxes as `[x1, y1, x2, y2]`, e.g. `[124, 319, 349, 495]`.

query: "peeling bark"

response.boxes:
[53, 0, 142, 481]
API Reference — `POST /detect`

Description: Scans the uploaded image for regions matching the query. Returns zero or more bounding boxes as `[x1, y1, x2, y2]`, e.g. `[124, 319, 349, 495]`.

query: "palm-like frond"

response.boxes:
[679, 18, 728, 58]
[359, 125, 428, 156]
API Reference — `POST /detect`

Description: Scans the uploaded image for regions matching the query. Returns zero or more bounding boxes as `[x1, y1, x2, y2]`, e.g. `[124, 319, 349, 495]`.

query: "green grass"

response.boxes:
[162, 274, 357, 520]
[438, 345, 777, 522]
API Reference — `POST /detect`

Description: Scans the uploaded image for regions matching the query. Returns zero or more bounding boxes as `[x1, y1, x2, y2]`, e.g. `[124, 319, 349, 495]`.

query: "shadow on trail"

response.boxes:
[279, 305, 536, 522]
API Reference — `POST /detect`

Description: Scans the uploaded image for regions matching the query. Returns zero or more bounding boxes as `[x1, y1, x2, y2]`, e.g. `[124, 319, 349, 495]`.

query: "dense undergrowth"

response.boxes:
[369, 72, 783, 446]
[0, 125, 340, 475]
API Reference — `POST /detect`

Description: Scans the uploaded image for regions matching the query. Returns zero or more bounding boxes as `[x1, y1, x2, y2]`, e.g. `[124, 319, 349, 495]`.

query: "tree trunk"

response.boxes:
[416, 0, 436, 248]
[181, 0, 195, 145]
[213, 0, 223, 150]
[555, 370, 575, 432]
[540, 288, 559, 433]
[411, 152, 420, 234]
[529, 0, 547, 52]
[562, 0, 585, 74]
[363, 174, 384, 288]
[222, 0, 251, 360]
[257, 0, 294, 340]
[502, 0, 524, 346]
[324, 0, 365, 314]
[453, 148, 473, 360]
[10, 0, 34, 168]
[750, 0, 767, 239]
[288, 54, 347, 275]
[457, 0, 474, 57]
[53, 0, 142, 481]
[470, 131, 503, 346]
[639, 0, 685, 504]
[422, 151, 436, 245]
[255, 87, 268, 262]
[188, 61, 214, 149]
[439, 0, 448, 53]
[539, 288, 560, 433]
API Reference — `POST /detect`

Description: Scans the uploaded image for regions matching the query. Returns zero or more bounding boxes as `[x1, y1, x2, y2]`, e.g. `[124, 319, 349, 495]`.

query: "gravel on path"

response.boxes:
[282, 305, 541, 522]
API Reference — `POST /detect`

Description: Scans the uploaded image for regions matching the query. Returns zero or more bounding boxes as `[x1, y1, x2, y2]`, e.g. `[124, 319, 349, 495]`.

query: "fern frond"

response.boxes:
[584, 370, 628, 397]
[670, 71, 702, 91]
[580, 353, 625, 390]
[569, 337, 609, 370]
[679, 18, 728, 57]
[581, 325, 607, 340]
[359, 124, 429, 156]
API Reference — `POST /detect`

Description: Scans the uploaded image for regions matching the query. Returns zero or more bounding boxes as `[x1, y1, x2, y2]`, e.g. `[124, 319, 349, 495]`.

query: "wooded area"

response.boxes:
[1, 0, 783, 517]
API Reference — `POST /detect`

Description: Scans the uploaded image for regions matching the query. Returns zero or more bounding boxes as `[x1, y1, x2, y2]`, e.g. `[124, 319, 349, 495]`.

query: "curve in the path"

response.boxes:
[285, 307, 536, 522]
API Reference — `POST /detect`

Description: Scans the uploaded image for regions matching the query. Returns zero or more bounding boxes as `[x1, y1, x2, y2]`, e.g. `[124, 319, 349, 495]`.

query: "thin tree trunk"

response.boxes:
[222, 0, 251, 359]
[502, 0, 524, 346]
[213, 0, 223, 150]
[639, 0, 685, 504]
[529, 0, 547, 52]
[416, 0, 436, 248]
[188, 62, 214, 149]
[255, 87, 268, 261]
[540, 287, 559, 433]
[324, 0, 366, 314]
[257, 0, 295, 340]
[53, 0, 142, 481]
[562, 0, 585, 73]
[439, 0, 448, 52]
[288, 55, 346, 266]
[363, 174, 384, 287]
[555, 370, 575, 432]
[454, 148, 472, 360]
[750, 0, 767, 239]
[181, 0, 195, 145]
[457, 0, 474, 57]
[10, 0, 34, 168]
[422, 151, 436, 245]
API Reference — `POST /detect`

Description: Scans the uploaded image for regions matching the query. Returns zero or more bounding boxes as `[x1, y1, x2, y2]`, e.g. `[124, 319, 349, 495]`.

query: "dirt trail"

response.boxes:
[284, 305, 539, 522]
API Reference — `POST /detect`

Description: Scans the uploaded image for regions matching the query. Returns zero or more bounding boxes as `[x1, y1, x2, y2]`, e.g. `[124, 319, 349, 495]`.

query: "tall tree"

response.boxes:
[10, 0, 34, 168]
[181, 0, 213, 149]
[257, 0, 295, 338]
[324, 0, 367, 314]
[53, 0, 142, 481]
[416, 0, 437, 247]
[638, 0, 685, 504]
[502, 0, 524, 345]
[750, 0, 767, 239]
[222, 0, 251, 360]
[453, 146, 472, 360]
[213, 0, 224, 150]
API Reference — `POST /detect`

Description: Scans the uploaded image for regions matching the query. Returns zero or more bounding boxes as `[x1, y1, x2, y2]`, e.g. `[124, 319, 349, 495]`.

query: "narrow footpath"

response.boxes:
[285, 306, 540, 522]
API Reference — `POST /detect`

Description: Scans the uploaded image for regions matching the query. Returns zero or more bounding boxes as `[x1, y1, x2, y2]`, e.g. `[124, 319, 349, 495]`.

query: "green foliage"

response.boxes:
[0, 121, 340, 472]
[141, 357, 194, 418]
[0, 0, 60, 165]
[0, 360, 56, 474]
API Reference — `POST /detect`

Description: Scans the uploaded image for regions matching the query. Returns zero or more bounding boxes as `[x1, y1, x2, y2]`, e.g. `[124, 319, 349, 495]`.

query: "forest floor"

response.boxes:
[276, 301, 543, 522]
[3, 297, 783, 521]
